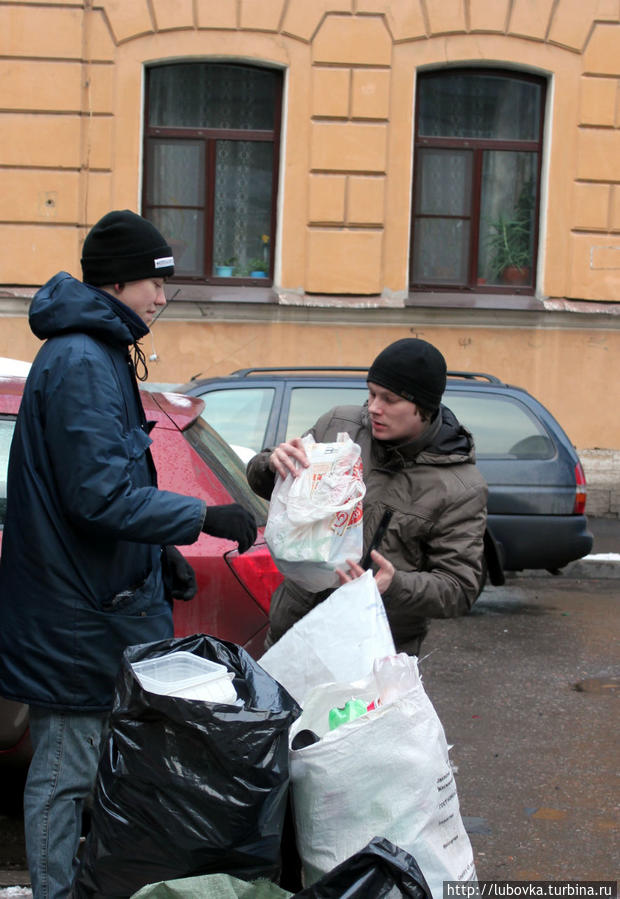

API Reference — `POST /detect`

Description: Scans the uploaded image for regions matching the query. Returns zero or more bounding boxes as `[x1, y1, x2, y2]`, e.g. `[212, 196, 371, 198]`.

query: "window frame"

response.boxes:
[409, 67, 547, 296]
[142, 62, 283, 286]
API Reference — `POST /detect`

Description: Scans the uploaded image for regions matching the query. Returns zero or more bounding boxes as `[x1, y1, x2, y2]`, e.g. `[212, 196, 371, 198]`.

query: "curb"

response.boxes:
[509, 555, 620, 581]
[561, 555, 620, 579]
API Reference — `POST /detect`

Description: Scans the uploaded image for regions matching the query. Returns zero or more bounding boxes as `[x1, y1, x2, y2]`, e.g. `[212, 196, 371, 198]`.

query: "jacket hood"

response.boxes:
[432, 404, 476, 458]
[362, 402, 476, 468]
[29, 271, 148, 345]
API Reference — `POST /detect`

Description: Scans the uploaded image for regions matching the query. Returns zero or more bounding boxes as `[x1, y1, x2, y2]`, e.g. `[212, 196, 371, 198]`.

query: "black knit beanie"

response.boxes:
[81, 210, 174, 286]
[367, 338, 447, 412]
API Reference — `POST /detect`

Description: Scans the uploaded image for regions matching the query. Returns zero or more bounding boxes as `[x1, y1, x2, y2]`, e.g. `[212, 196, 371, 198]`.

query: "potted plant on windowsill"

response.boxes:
[486, 213, 532, 285]
[248, 257, 268, 278]
[214, 256, 237, 277]
[485, 183, 534, 286]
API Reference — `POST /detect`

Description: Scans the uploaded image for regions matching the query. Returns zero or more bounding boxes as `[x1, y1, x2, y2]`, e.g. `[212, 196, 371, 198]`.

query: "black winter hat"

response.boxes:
[367, 338, 447, 412]
[81, 210, 175, 286]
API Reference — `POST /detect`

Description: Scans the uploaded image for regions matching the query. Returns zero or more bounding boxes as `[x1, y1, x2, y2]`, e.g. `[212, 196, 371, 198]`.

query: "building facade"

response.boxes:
[0, 0, 619, 452]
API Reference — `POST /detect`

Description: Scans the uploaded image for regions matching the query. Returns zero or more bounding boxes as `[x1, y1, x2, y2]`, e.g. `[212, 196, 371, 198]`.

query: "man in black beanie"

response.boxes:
[247, 337, 488, 655]
[0, 210, 256, 899]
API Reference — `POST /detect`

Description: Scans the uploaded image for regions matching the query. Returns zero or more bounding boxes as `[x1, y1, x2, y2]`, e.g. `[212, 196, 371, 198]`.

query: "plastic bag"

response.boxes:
[288, 655, 476, 898]
[130, 838, 431, 899]
[264, 433, 365, 591]
[71, 634, 301, 899]
[259, 570, 395, 706]
[294, 837, 431, 899]
[131, 873, 290, 898]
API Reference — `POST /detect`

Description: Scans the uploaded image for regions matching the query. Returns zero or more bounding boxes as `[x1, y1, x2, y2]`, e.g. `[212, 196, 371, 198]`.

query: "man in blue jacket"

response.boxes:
[0, 210, 257, 899]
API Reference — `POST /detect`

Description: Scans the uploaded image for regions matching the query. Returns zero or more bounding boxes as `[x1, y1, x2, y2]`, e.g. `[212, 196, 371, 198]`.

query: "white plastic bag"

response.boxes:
[259, 570, 395, 706]
[289, 654, 477, 898]
[264, 433, 365, 591]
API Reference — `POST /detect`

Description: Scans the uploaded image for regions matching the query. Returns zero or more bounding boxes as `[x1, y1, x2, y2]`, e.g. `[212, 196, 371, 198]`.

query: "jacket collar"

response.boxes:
[361, 403, 473, 469]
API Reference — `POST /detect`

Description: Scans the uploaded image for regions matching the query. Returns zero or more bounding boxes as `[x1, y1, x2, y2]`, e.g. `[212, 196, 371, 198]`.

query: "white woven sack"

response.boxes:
[289, 655, 477, 898]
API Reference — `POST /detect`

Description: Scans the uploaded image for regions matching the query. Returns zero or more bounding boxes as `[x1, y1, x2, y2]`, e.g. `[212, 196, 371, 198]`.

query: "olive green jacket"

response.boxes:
[247, 403, 488, 655]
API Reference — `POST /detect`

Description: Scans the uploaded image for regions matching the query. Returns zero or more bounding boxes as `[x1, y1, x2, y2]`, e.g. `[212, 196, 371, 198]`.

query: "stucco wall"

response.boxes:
[1, 305, 618, 452]
[1, 0, 619, 299]
[1, 0, 619, 457]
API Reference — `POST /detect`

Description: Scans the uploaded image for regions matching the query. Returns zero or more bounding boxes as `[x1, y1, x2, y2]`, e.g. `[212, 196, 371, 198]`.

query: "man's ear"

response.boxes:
[99, 283, 120, 296]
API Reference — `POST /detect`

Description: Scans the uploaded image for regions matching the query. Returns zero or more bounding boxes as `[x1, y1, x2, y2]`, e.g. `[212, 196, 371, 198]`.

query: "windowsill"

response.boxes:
[1, 284, 619, 321]
[167, 283, 546, 311]
[167, 284, 551, 314]
[167, 281, 276, 304]
[405, 290, 545, 311]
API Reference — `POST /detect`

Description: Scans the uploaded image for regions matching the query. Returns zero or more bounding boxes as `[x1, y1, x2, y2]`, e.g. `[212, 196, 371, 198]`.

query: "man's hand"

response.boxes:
[336, 550, 395, 594]
[162, 545, 197, 601]
[202, 504, 257, 554]
[268, 437, 310, 480]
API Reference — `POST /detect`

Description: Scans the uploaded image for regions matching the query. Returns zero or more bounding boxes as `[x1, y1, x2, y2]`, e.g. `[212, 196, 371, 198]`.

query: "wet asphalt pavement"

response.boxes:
[1, 567, 618, 890]
[421, 575, 618, 881]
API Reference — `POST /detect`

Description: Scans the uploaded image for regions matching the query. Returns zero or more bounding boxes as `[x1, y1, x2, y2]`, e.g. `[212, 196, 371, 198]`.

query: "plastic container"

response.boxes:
[131, 651, 238, 703]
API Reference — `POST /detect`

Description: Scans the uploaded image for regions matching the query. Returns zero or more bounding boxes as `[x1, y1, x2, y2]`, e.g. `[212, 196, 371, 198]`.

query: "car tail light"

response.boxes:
[574, 460, 587, 515]
[227, 543, 284, 614]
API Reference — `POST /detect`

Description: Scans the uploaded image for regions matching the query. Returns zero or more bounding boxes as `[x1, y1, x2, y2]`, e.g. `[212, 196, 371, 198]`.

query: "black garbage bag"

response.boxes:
[295, 837, 432, 899]
[71, 634, 301, 899]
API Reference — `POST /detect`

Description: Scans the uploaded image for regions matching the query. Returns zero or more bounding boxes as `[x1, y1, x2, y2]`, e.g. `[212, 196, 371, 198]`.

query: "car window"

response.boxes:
[183, 416, 269, 524]
[285, 387, 368, 441]
[199, 387, 275, 454]
[445, 392, 555, 459]
[0, 418, 16, 524]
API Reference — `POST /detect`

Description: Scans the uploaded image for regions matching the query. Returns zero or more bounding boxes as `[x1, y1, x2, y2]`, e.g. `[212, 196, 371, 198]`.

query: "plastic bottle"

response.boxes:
[328, 698, 368, 730]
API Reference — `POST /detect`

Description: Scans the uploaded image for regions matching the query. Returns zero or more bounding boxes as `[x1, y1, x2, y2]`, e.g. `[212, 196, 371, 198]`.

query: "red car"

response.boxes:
[0, 377, 283, 769]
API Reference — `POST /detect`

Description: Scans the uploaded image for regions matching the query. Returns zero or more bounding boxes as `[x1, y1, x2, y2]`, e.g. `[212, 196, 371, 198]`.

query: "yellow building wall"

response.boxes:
[0, 0, 619, 454]
[0, 310, 617, 452]
[1, 0, 618, 298]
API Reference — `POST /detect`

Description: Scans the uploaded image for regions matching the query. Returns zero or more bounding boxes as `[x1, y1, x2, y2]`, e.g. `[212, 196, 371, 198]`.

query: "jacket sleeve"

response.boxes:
[381, 480, 488, 633]
[42, 352, 206, 545]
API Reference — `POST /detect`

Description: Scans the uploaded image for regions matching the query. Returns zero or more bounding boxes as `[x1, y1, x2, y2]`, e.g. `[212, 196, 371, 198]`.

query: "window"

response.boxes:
[285, 387, 368, 442]
[411, 69, 545, 293]
[183, 417, 268, 523]
[199, 387, 275, 454]
[143, 63, 282, 284]
[445, 393, 554, 459]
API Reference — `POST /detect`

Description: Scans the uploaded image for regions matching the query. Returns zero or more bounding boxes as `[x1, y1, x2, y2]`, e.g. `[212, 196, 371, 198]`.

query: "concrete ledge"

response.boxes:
[508, 554, 620, 580]
[561, 554, 620, 579]
[0, 871, 31, 889]
[579, 448, 620, 519]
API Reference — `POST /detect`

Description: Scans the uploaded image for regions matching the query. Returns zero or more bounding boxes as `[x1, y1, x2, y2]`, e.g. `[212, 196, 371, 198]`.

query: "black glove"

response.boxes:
[202, 503, 257, 554]
[161, 545, 197, 602]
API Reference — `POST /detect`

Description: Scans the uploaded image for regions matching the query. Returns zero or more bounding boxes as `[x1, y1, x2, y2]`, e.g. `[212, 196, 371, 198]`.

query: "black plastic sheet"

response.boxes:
[294, 837, 432, 898]
[71, 634, 300, 899]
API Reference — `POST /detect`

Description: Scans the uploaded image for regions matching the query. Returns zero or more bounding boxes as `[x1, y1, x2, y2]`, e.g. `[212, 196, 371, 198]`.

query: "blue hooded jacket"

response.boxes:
[0, 272, 206, 711]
